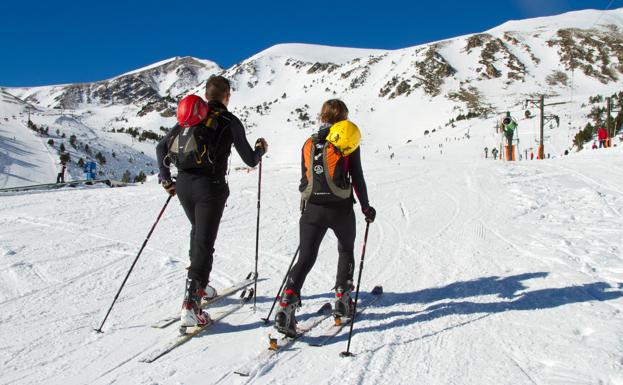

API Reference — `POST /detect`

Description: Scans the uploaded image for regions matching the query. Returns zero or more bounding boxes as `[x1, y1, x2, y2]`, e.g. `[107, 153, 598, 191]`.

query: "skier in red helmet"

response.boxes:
[156, 75, 268, 328]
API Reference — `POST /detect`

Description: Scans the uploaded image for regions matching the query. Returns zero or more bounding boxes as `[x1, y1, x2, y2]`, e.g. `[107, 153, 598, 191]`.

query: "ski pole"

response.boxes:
[261, 245, 300, 324]
[340, 222, 371, 357]
[94, 195, 172, 333]
[253, 160, 262, 311]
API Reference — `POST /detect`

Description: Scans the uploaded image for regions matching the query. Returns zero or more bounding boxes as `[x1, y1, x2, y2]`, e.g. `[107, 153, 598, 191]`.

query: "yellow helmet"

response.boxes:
[327, 120, 361, 155]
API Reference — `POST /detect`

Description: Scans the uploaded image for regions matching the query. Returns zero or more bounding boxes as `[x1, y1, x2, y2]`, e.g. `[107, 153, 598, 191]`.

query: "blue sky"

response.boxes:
[1, 0, 615, 87]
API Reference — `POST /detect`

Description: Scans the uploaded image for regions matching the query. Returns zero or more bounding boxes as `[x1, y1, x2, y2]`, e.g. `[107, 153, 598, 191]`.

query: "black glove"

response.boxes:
[255, 138, 268, 155]
[362, 206, 376, 223]
[162, 180, 176, 196]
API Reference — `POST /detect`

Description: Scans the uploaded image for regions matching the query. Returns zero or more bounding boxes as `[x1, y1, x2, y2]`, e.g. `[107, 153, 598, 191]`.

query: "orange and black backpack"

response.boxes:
[300, 133, 352, 205]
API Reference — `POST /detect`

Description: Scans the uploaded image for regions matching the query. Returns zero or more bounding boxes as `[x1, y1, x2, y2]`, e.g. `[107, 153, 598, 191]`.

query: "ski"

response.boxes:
[233, 302, 332, 377]
[151, 272, 256, 329]
[308, 285, 383, 347]
[140, 288, 254, 363]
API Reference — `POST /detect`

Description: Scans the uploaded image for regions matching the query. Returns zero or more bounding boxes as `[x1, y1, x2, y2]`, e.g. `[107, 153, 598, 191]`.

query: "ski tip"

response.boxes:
[246, 271, 258, 280]
[371, 285, 383, 295]
[234, 371, 250, 377]
[340, 351, 355, 358]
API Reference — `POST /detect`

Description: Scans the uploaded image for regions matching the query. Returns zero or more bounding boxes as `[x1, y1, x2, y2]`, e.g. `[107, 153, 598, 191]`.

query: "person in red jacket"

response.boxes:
[597, 126, 608, 148]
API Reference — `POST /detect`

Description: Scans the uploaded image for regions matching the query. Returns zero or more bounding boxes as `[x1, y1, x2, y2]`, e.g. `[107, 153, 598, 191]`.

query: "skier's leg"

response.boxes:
[275, 204, 327, 336]
[188, 191, 228, 287]
[175, 175, 206, 327]
[331, 206, 356, 289]
[330, 205, 357, 317]
[286, 206, 328, 294]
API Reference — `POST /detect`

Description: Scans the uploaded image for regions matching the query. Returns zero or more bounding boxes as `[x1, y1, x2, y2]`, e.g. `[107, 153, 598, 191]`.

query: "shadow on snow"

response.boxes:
[319, 272, 623, 346]
[190, 272, 623, 343]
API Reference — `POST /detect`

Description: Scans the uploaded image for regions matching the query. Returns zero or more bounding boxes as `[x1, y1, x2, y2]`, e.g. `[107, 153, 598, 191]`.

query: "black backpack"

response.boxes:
[167, 109, 227, 171]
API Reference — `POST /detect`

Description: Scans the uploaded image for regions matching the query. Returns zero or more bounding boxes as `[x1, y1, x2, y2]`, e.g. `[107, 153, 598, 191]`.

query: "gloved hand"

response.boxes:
[255, 138, 268, 155]
[162, 179, 176, 196]
[362, 206, 376, 223]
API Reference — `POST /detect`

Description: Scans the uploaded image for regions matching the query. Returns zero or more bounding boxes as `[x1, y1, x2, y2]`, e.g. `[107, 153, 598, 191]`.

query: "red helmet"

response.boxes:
[177, 94, 209, 128]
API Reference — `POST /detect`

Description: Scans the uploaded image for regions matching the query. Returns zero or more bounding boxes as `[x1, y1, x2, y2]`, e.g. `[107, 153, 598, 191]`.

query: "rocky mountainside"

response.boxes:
[9, 56, 220, 116]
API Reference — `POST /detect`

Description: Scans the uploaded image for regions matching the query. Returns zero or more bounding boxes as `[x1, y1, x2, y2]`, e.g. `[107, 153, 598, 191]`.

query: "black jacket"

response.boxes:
[156, 101, 262, 180]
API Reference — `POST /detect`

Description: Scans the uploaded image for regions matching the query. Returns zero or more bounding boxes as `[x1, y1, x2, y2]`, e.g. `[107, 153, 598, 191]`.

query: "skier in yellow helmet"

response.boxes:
[275, 99, 376, 337]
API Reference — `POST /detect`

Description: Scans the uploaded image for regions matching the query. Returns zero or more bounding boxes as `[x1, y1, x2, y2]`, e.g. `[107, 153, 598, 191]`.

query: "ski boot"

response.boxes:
[180, 278, 211, 333]
[200, 283, 218, 303]
[274, 289, 300, 338]
[333, 285, 354, 325]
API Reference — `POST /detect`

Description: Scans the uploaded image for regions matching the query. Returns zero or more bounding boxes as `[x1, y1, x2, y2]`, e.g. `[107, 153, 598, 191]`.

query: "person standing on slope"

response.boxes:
[274, 99, 376, 337]
[156, 75, 268, 328]
[597, 126, 608, 148]
[56, 160, 66, 183]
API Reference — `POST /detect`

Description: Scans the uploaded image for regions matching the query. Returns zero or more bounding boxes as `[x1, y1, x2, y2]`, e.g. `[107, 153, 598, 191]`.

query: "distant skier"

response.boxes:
[156, 76, 267, 328]
[56, 161, 66, 183]
[492, 148, 498, 160]
[484, 147, 489, 158]
[598, 126, 608, 148]
[274, 99, 376, 337]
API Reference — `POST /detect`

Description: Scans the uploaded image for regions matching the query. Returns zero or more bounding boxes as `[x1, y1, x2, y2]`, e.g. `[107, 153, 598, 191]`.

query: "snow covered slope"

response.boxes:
[0, 90, 58, 186]
[0, 136, 621, 385]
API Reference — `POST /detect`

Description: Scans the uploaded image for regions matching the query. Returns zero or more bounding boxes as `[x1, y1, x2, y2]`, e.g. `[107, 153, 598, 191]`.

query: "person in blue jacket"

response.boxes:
[84, 160, 96, 181]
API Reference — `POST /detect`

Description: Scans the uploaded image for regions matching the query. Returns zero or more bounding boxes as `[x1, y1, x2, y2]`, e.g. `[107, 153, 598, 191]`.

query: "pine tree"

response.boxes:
[121, 170, 131, 183]
[95, 152, 106, 165]
[134, 170, 146, 183]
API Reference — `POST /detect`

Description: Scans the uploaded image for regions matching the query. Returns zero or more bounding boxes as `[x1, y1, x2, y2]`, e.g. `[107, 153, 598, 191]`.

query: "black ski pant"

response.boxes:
[286, 201, 356, 296]
[176, 172, 229, 287]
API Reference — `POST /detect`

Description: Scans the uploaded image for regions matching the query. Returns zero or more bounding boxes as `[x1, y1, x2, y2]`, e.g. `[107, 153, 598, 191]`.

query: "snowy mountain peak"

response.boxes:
[247, 43, 389, 65]
[487, 7, 623, 34]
